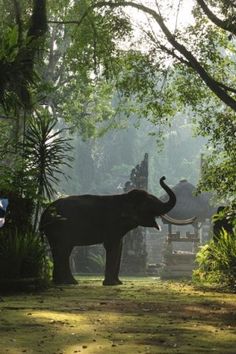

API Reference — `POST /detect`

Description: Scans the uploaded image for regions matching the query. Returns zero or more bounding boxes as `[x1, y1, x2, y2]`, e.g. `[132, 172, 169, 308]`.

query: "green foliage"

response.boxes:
[147, 10, 236, 205]
[109, 50, 176, 126]
[59, 80, 116, 139]
[87, 252, 105, 273]
[1, 0, 235, 248]
[0, 109, 73, 232]
[41, 0, 132, 138]
[0, 1, 47, 110]
[23, 110, 73, 229]
[0, 229, 51, 281]
[0, 26, 19, 62]
[196, 109, 236, 205]
[0, 116, 70, 199]
[193, 229, 236, 288]
[24, 111, 73, 200]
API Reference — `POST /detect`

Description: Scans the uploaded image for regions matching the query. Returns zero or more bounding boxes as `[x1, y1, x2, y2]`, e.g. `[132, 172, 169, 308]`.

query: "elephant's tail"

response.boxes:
[38, 209, 47, 236]
[38, 207, 54, 233]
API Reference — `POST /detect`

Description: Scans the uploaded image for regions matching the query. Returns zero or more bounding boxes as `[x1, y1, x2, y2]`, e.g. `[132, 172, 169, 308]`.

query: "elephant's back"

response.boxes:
[53, 195, 113, 218]
[39, 195, 120, 245]
[39, 194, 121, 231]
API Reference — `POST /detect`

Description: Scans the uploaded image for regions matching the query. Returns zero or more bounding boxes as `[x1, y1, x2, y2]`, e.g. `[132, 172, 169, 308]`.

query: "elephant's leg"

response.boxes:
[103, 240, 123, 286]
[113, 240, 123, 284]
[51, 245, 77, 285]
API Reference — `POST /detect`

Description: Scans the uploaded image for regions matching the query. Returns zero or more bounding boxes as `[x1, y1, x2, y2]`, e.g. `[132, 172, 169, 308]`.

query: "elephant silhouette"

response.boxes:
[40, 176, 191, 285]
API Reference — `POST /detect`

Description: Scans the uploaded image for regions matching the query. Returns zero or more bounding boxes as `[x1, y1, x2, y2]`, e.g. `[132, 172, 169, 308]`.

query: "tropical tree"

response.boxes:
[0, 0, 47, 112]
[80, 1, 235, 214]
[23, 110, 73, 229]
[1, 1, 235, 211]
[92, 1, 236, 111]
[0, 0, 132, 219]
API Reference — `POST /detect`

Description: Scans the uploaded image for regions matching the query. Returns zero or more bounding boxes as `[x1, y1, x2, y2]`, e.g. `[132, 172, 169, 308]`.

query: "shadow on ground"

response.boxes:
[0, 276, 236, 353]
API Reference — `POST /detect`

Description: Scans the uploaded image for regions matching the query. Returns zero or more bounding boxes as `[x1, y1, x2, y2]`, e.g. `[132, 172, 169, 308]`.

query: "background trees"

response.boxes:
[94, 1, 236, 111]
[0, 1, 235, 285]
[89, 0, 235, 208]
[1, 0, 235, 219]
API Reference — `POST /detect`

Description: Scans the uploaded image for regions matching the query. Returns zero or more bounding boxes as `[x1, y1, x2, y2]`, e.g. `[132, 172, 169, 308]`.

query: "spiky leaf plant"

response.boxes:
[0, 228, 51, 282]
[23, 110, 73, 228]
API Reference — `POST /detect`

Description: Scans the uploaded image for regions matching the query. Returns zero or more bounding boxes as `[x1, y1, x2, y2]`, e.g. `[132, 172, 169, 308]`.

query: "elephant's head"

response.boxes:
[125, 176, 176, 230]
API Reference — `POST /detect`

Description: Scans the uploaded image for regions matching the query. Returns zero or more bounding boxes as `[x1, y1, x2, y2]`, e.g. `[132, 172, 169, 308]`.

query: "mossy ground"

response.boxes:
[0, 276, 236, 354]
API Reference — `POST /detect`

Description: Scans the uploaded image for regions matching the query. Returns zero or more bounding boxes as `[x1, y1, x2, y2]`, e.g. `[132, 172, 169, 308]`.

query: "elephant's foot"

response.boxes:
[103, 278, 123, 286]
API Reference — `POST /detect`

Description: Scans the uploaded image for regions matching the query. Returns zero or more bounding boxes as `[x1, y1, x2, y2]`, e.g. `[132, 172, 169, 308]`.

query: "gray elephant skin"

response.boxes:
[40, 176, 176, 285]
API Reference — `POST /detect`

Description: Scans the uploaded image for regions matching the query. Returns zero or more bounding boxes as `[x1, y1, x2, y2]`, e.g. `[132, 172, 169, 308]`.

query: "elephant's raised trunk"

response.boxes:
[159, 176, 176, 215]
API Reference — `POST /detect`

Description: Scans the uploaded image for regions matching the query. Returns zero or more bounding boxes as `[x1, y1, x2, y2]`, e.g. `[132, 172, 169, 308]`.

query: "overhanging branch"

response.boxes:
[93, 1, 236, 112]
[12, 0, 23, 46]
[196, 0, 236, 36]
[158, 44, 191, 67]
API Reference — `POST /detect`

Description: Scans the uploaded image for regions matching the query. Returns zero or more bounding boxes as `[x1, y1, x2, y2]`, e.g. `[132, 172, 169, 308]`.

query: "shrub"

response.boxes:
[193, 229, 236, 289]
[87, 252, 105, 273]
[0, 229, 51, 282]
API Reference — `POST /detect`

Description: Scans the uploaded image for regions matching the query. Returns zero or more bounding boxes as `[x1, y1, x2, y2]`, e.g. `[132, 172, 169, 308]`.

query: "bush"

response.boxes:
[193, 229, 236, 289]
[0, 229, 51, 284]
[87, 252, 105, 273]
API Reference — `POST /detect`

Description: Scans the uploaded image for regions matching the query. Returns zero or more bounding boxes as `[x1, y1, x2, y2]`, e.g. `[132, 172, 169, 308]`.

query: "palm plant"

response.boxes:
[0, 229, 49, 280]
[23, 109, 73, 229]
[88, 252, 106, 273]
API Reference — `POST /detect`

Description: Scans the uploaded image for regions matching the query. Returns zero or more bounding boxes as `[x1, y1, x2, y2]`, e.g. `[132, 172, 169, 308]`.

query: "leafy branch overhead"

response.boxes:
[0, 0, 235, 211]
[196, 0, 236, 36]
[92, 1, 236, 112]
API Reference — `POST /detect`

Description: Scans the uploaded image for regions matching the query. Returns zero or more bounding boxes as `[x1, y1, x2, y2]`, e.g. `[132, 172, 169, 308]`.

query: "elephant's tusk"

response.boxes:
[161, 214, 197, 225]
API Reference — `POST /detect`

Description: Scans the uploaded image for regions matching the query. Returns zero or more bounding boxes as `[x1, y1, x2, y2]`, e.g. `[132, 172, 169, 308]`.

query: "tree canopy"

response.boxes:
[0, 0, 235, 208]
[89, 0, 235, 206]
[93, 1, 236, 112]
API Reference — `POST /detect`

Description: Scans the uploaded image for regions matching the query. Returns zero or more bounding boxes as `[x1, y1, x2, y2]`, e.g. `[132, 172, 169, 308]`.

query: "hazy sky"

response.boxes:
[127, 0, 194, 37]
[115, 0, 195, 54]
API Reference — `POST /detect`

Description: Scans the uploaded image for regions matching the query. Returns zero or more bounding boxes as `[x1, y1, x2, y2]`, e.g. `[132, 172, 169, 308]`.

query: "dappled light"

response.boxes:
[1, 278, 236, 353]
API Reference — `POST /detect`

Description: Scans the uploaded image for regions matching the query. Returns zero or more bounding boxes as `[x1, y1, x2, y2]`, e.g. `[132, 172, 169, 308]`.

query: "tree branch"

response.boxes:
[216, 81, 236, 95]
[93, 1, 236, 112]
[144, 28, 191, 66]
[48, 8, 90, 27]
[157, 44, 191, 67]
[27, 0, 48, 39]
[12, 0, 23, 46]
[196, 0, 236, 36]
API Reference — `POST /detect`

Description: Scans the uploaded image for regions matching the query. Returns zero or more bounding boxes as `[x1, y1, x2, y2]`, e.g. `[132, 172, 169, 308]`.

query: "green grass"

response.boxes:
[0, 276, 236, 353]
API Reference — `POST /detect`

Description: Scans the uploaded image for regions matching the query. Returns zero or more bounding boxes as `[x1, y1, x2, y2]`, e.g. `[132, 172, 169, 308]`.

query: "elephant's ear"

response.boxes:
[121, 189, 146, 222]
[127, 189, 148, 202]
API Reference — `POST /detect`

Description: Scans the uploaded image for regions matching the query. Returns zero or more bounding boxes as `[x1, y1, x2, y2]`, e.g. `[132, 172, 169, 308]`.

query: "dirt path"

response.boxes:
[0, 277, 236, 353]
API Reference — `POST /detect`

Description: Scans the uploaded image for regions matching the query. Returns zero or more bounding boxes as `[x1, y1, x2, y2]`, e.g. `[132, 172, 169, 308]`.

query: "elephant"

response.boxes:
[39, 176, 195, 285]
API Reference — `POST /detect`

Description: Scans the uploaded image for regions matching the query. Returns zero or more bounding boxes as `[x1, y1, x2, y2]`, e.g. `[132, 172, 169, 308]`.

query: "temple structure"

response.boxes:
[159, 179, 216, 279]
